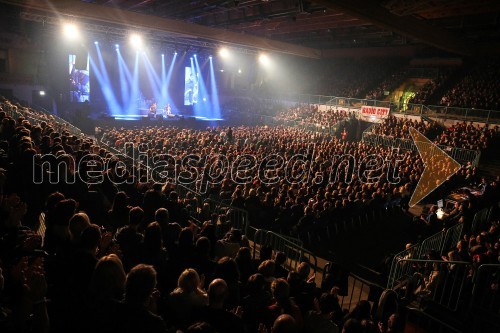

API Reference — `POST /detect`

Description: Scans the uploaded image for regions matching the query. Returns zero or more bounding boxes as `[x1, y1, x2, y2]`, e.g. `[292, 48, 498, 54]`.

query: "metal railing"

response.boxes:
[252, 228, 317, 273]
[391, 259, 472, 312]
[440, 223, 464, 256]
[418, 230, 446, 258]
[361, 130, 481, 166]
[261, 92, 500, 124]
[388, 222, 464, 289]
[204, 198, 250, 237]
[248, 113, 350, 135]
[471, 206, 492, 234]
[470, 264, 500, 310]
[341, 273, 384, 312]
[387, 243, 421, 289]
[322, 262, 388, 312]
[404, 263, 500, 333]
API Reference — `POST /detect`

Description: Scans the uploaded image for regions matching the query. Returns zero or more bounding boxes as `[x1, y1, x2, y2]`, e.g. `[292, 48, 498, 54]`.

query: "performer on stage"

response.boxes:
[164, 103, 174, 118]
[149, 102, 157, 117]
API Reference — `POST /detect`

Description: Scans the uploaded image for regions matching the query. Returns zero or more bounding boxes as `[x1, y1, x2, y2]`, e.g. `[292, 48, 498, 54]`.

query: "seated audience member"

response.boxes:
[242, 273, 272, 332]
[303, 293, 341, 333]
[378, 313, 403, 333]
[342, 318, 362, 333]
[117, 264, 166, 333]
[274, 252, 290, 279]
[68, 212, 91, 244]
[195, 278, 246, 333]
[87, 254, 126, 333]
[0, 256, 49, 333]
[272, 314, 299, 333]
[107, 191, 131, 232]
[215, 228, 246, 259]
[214, 257, 241, 308]
[115, 206, 145, 271]
[235, 246, 256, 284]
[265, 278, 303, 329]
[167, 268, 208, 330]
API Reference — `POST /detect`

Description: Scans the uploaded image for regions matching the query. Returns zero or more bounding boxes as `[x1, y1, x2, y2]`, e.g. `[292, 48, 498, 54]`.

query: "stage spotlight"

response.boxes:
[174, 51, 178, 55]
[219, 47, 229, 58]
[62, 22, 79, 39]
[115, 44, 119, 48]
[94, 41, 98, 45]
[238, 69, 242, 74]
[162, 53, 164, 57]
[130, 33, 143, 49]
[39, 90, 46, 96]
[194, 54, 197, 57]
[259, 54, 270, 65]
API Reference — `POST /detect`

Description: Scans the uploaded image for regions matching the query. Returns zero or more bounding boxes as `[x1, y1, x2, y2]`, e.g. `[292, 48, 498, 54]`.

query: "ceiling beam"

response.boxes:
[0, 0, 321, 58]
[313, 0, 472, 56]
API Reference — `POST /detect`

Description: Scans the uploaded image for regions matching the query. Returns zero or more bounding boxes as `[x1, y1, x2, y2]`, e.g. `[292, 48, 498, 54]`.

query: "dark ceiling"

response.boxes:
[1, 0, 500, 57]
[82, 0, 500, 52]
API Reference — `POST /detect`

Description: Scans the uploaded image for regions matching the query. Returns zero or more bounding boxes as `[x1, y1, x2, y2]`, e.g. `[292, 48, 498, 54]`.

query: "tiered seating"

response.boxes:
[439, 61, 500, 110]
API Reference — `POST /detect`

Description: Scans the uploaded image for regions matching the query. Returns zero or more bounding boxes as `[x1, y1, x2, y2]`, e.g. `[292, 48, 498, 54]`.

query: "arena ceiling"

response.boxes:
[2, 0, 500, 57]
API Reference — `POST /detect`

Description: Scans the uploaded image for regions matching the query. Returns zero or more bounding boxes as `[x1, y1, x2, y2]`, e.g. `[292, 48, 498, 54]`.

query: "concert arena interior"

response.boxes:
[0, 1, 499, 332]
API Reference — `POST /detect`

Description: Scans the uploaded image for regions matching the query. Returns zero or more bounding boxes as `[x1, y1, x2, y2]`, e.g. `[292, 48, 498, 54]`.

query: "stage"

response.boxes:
[108, 107, 224, 122]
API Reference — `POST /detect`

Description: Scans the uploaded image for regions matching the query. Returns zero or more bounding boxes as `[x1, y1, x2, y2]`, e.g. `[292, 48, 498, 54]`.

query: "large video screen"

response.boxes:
[184, 66, 198, 105]
[69, 54, 90, 103]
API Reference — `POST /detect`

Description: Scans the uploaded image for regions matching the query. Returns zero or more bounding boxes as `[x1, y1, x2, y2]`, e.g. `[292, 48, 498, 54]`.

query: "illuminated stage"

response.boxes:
[109, 109, 224, 122]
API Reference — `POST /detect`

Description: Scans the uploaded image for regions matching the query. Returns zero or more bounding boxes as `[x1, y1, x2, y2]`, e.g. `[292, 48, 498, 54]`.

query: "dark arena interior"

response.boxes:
[0, 0, 500, 332]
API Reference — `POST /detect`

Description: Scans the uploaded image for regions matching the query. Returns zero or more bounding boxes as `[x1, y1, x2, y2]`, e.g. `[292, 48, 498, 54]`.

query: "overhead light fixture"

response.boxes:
[259, 53, 270, 65]
[130, 33, 143, 49]
[219, 47, 229, 58]
[62, 22, 79, 40]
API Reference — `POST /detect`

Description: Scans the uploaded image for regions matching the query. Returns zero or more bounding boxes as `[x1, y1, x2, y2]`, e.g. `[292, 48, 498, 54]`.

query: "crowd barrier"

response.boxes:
[387, 243, 421, 289]
[388, 202, 497, 291]
[204, 198, 250, 237]
[394, 259, 471, 312]
[249, 113, 349, 135]
[261, 92, 500, 124]
[471, 206, 493, 234]
[387, 222, 464, 289]
[252, 228, 317, 273]
[361, 131, 481, 166]
[403, 261, 500, 333]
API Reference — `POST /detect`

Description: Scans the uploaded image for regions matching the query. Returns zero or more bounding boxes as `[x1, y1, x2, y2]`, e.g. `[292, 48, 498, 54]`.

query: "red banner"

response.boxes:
[361, 106, 390, 118]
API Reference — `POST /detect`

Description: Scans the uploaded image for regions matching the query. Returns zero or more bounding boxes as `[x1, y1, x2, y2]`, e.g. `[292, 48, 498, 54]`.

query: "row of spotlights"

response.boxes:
[63, 23, 270, 62]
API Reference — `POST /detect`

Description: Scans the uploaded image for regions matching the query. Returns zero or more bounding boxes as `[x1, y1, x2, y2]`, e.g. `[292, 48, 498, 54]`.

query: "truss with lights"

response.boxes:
[20, 11, 259, 56]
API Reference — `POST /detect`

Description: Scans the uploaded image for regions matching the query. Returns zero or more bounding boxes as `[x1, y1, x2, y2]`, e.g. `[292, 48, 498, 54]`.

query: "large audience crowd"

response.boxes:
[434, 121, 498, 151]
[366, 115, 498, 151]
[0, 98, 417, 333]
[366, 116, 440, 140]
[439, 61, 500, 110]
[0, 90, 498, 333]
[275, 105, 354, 128]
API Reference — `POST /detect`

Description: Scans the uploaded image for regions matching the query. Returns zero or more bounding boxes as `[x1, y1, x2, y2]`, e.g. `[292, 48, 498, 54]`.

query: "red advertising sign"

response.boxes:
[361, 106, 390, 118]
